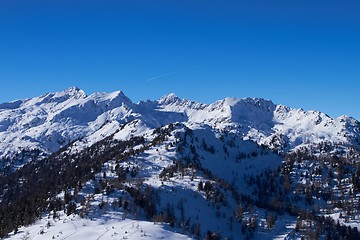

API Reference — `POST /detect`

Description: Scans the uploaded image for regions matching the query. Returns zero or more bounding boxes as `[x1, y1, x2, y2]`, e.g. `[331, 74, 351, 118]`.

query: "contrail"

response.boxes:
[145, 66, 200, 82]
[145, 70, 182, 82]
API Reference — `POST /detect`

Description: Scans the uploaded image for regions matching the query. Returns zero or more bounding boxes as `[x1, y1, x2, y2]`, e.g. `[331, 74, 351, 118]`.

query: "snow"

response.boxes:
[327, 211, 360, 230]
[5, 215, 191, 240]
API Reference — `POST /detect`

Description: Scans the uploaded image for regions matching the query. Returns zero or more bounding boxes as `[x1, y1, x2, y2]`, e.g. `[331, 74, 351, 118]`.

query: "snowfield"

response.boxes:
[5, 214, 191, 240]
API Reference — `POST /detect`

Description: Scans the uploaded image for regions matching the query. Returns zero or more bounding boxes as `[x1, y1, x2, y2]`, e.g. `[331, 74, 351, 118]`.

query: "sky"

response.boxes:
[0, 0, 359, 119]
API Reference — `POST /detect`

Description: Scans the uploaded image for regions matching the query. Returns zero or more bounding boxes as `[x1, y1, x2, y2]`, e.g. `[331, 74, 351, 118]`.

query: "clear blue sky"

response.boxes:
[0, 0, 359, 119]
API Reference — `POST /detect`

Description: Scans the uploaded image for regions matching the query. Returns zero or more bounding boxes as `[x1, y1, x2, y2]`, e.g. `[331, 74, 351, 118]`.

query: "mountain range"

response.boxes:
[1, 87, 359, 169]
[1, 87, 360, 240]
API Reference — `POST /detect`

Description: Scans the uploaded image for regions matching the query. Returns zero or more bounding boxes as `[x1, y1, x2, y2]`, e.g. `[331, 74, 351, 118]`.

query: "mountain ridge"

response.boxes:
[0, 87, 359, 170]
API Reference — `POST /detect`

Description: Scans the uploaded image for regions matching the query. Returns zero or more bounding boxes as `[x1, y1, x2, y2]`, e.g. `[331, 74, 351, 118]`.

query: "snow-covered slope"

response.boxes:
[6, 214, 191, 240]
[2, 122, 297, 240]
[0, 87, 359, 169]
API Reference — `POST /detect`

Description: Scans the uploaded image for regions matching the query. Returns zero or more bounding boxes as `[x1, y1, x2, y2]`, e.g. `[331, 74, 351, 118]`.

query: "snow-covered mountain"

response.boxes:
[158, 95, 360, 153]
[0, 87, 359, 169]
[1, 87, 360, 240]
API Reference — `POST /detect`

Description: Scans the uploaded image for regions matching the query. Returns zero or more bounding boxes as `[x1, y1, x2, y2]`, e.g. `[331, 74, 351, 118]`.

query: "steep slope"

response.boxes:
[0, 122, 288, 239]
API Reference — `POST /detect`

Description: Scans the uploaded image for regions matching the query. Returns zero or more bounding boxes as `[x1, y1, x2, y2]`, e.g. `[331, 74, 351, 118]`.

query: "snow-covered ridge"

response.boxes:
[0, 87, 359, 165]
[157, 94, 359, 152]
[0, 87, 134, 161]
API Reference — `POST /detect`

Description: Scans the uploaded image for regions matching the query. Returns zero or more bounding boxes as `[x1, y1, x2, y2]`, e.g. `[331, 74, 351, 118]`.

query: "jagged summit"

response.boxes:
[158, 93, 180, 105]
[63, 86, 87, 98]
[38, 86, 87, 102]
